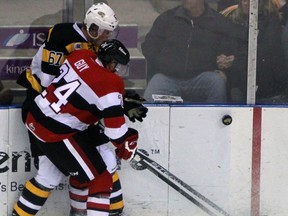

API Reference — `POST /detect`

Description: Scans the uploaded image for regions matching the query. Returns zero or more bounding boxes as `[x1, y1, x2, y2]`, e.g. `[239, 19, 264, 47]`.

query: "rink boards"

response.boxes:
[0, 105, 287, 216]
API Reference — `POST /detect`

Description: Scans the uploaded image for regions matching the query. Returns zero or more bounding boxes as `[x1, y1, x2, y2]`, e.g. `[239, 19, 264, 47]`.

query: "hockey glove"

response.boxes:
[124, 90, 148, 122]
[115, 128, 138, 161]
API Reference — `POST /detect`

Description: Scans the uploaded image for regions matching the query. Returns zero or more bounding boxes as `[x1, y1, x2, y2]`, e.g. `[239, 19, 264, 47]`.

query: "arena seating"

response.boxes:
[0, 24, 147, 104]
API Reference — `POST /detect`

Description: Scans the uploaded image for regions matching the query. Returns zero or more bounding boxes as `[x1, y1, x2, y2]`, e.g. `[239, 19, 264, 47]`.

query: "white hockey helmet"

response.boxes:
[84, 2, 119, 34]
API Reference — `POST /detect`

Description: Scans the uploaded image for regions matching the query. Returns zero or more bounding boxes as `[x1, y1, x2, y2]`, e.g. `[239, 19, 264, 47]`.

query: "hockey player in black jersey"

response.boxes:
[16, 3, 147, 216]
[13, 39, 141, 216]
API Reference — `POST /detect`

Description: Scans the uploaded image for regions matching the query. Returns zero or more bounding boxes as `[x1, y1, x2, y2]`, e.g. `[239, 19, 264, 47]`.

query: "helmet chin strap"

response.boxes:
[87, 31, 99, 40]
[86, 27, 100, 40]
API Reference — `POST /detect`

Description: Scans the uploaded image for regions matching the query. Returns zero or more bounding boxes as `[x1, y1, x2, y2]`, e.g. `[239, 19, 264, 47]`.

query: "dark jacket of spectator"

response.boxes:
[141, 4, 246, 81]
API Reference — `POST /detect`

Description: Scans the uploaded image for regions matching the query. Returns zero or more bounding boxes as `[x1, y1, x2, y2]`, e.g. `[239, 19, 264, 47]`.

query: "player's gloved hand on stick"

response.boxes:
[124, 90, 148, 122]
[115, 128, 138, 161]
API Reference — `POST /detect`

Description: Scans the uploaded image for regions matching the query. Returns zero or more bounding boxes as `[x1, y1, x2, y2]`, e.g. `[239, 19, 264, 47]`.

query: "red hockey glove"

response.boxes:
[115, 128, 138, 161]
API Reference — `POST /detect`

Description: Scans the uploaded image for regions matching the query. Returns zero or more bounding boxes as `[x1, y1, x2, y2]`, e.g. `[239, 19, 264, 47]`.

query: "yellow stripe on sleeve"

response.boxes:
[26, 69, 42, 93]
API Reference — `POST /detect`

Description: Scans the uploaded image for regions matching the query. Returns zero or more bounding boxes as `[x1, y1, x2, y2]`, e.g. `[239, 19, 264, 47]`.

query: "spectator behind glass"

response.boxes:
[142, 0, 246, 104]
[217, 0, 238, 12]
[221, 0, 288, 104]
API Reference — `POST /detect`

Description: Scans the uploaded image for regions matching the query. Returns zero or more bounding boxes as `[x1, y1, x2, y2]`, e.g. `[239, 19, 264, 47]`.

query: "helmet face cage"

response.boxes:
[84, 3, 119, 39]
[114, 63, 129, 77]
[98, 39, 130, 74]
[108, 25, 120, 39]
[92, 25, 119, 40]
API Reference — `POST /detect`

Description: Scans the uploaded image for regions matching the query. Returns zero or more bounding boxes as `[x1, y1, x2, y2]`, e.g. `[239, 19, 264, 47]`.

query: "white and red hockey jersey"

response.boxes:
[25, 49, 128, 143]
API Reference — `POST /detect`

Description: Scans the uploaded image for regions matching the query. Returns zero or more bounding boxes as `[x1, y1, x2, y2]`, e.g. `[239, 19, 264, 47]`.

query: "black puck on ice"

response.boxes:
[222, 115, 232, 125]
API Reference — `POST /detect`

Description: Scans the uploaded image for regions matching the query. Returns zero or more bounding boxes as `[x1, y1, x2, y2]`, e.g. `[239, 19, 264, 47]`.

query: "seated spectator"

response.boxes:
[217, 0, 238, 12]
[142, 0, 246, 104]
[221, 0, 288, 104]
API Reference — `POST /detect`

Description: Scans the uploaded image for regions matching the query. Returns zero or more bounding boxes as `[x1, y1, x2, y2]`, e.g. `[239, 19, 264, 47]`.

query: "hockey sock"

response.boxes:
[69, 177, 89, 215]
[109, 171, 124, 215]
[87, 170, 112, 216]
[12, 178, 51, 216]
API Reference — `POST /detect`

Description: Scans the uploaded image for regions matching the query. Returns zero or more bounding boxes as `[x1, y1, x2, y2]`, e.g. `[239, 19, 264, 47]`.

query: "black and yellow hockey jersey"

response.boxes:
[17, 22, 98, 93]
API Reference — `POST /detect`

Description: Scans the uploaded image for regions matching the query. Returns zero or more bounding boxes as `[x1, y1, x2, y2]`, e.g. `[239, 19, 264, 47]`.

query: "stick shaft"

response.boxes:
[140, 158, 218, 216]
[136, 150, 230, 216]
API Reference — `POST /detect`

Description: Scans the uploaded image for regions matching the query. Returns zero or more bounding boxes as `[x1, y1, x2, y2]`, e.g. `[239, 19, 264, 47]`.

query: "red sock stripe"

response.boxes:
[87, 201, 110, 212]
[69, 177, 89, 189]
[69, 192, 88, 202]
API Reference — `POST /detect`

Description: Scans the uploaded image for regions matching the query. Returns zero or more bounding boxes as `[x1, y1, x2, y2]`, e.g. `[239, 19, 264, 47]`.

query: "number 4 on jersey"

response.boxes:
[51, 80, 80, 113]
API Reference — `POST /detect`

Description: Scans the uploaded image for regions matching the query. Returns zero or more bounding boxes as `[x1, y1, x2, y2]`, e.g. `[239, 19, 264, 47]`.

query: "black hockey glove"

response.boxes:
[124, 90, 148, 123]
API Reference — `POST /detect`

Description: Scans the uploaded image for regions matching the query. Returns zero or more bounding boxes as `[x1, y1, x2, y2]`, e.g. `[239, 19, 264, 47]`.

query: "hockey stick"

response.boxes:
[132, 149, 230, 216]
